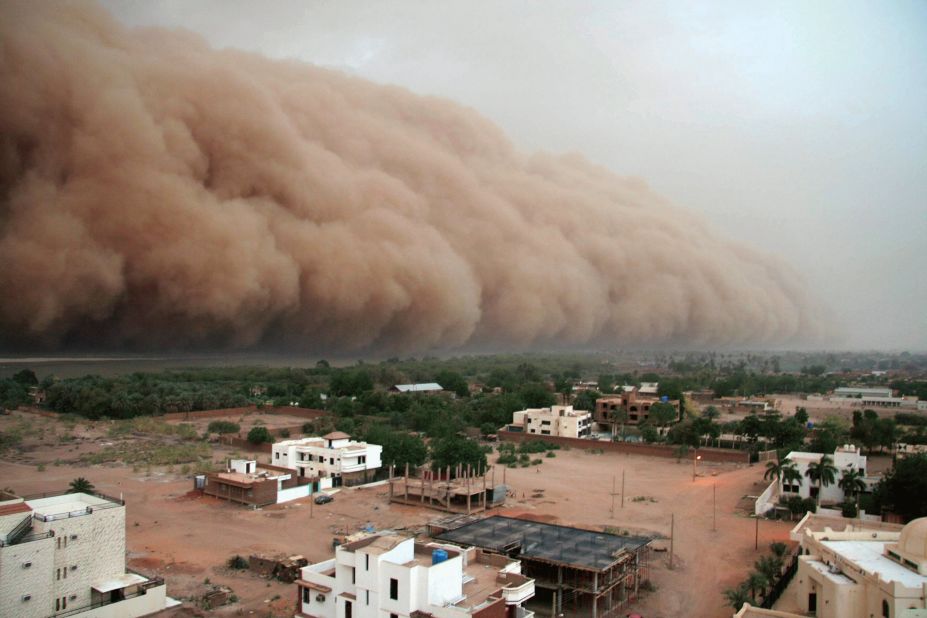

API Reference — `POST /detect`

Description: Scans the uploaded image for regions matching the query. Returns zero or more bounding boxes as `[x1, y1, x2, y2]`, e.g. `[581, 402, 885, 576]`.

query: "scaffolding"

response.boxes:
[387, 463, 504, 514]
[436, 515, 652, 618]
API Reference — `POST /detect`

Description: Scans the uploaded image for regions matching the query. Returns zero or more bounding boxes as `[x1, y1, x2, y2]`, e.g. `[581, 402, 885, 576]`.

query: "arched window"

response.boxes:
[883, 599, 890, 618]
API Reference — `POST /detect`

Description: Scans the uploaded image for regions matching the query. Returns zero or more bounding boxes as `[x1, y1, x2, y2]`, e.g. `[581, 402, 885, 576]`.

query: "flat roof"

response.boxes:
[436, 516, 650, 572]
[26, 493, 116, 517]
[92, 572, 148, 593]
[822, 540, 927, 588]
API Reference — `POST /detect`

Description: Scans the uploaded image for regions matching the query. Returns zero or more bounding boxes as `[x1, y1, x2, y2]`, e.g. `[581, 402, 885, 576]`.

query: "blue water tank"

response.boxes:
[807, 422, 814, 429]
[432, 549, 449, 565]
[660, 395, 669, 402]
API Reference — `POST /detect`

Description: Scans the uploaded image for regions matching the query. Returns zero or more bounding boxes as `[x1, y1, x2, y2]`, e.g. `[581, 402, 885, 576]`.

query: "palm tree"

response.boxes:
[764, 459, 785, 482]
[755, 555, 783, 581]
[68, 477, 95, 494]
[805, 455, 838, 505]
[781, 462, 802, 495]
[838, 467, 866, 499]
[769, 542, 788, 560]
[746, 571, 770, 603]
[723, 584, 751, 610]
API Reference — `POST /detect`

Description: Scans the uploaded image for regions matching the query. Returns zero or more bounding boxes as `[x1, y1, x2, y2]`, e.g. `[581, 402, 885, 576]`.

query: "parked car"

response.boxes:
[314, 494, 333, 505]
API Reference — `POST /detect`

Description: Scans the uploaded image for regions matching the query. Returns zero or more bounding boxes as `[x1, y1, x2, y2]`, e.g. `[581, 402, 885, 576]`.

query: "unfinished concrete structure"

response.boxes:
[436, 516, 652, 618]
[200, 459, 316, 507]
[387, 464, 504, 515]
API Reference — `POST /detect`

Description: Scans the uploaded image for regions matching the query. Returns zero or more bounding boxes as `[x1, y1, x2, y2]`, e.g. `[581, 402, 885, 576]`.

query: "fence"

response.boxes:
[497, 431, 750, 463]
[161, 406, 327, 422]
[761, 549, 800, 609]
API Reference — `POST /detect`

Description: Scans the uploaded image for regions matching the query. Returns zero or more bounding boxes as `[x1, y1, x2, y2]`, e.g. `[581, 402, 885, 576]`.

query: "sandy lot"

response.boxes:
[1, 410, 791, 618]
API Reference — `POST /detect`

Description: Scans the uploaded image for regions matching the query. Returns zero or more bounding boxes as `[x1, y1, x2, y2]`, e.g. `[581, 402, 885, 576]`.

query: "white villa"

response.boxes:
[273, 432, 382, 487]
[295, 532, 535, 618]
[508, 405, 592, 439]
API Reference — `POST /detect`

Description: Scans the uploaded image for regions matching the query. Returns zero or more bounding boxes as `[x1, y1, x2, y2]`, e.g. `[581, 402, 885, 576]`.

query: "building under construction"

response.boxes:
[435, 515, 651, 618]
[387, 464, 506, 514]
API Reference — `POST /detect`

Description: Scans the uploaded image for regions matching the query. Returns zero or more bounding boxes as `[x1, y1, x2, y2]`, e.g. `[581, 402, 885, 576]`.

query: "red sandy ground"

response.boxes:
[1, 410, 794, 617]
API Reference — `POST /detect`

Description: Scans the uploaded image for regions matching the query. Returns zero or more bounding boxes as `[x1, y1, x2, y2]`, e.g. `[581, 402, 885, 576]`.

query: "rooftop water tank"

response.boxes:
[432, 549, 449, 565]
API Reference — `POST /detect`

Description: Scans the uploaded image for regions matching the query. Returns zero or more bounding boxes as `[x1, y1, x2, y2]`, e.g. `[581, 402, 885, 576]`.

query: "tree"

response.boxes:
[207, 420, 240, 434]
[517, 383, 555, 408]
[430, 435, 487, 476]
[781, 462, 802, 494]
[12, 369, 39, 386]
[755, 555, 782, 582]
[794, 407, 809, 426]
[745, 571, 769, 602]
[246, 426, 273, 444]
[769, 542, 788, 560]
[764, 459, 786, 482]
[873, 453, 927, 522]
[572, 390, 601, 413]
[703, 405, 721, 421]
[723, 584, 750, 611]
[838, 467, 866, 501]
[648, 402, 679, 428]
[365, 427, 428, 471]
[68, 477, 95, 494]
[805, 455, 838, 505]
[435, 371, 469, 398]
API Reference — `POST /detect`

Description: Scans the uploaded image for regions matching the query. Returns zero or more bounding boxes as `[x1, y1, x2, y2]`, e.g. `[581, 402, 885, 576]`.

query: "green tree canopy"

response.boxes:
[68, 477, 95, 494]
[246, 426, 273, 444]
[873, 454, 927, 522]
[429, 435, 487, 476]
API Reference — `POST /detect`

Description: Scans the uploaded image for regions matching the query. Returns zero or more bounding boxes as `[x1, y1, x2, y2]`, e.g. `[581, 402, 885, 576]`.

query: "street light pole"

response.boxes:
[692, 454, 701, 481]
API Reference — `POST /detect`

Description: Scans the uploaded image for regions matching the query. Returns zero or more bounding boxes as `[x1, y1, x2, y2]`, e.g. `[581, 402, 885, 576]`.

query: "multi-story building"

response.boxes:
[0, 490, 167, 618]
[778, 445, 869, 504]
[295, 532, 535, 618]
[509, 405, 592, 438]
[273, 432, 382, 487]
[594, 385, 681, 431]
[735, 515, 927, 618]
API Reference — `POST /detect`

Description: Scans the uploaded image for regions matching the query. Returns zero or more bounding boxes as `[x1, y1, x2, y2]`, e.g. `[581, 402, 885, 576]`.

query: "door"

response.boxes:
[808, 592, 817, 614]
[345, 600, 352, 618]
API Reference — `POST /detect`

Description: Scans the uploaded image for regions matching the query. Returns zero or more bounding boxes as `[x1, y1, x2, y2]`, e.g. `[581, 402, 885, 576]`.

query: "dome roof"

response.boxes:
[898, 517, 927, 560]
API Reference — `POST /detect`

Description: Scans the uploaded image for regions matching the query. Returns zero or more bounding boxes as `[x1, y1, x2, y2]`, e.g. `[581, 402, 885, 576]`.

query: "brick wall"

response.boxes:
[498, 431, 749, 463]
[161, 406, 327, 422]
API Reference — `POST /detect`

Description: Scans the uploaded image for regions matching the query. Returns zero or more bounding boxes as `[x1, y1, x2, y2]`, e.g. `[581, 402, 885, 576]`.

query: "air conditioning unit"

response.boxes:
[70, 565, 78, 571]
[21, 594, 32, 602]
[315, 594, 326, 602]
[22, 561, 32, 569]
[69, 594, 77, 600]
[70, 534, 78, 540]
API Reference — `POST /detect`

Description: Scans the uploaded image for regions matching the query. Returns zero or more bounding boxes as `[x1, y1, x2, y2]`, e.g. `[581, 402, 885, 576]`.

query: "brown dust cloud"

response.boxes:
[0, 2, 828, 354]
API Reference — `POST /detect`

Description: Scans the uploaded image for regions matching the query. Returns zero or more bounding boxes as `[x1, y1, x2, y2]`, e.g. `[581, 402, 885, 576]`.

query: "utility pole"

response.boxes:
[621, 469, 626, 509]
[755, 515, 759, 550]
[712, 483, 717, 532]
[610, 475, 616, 518]
[669, 513, 675, 570]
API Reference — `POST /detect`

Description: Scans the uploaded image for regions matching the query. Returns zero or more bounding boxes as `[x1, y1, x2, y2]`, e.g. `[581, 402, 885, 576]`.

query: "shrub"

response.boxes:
[247, 426, 273, 444]
[278, 428, 290, 438]
[841, 500, 858, 518]
[497, 452, 517, 465]
[207, 420, 240, 434]
[227, 555, 248, 570]
[545, 451, 556, 458]
[530, 458, 543, 465]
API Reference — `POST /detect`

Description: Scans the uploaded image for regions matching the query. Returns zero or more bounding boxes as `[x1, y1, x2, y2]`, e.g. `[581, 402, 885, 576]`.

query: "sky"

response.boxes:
[99, 0, 927, 351]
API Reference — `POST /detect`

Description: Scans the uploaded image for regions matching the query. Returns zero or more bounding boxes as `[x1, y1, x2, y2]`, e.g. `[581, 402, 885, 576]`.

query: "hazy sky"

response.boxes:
[100, 0, 927, 351]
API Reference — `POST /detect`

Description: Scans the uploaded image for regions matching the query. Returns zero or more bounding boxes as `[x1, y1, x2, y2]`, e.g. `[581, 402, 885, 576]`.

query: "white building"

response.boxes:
[510, 405, 592, 439]
[390, 383, 444, 394]
[273, 432, 382, 487]
[779, 445, 869, 505]
[296, 532, 535, 618]
[833, 387, 894, 399]
[0, 490, 168, 618]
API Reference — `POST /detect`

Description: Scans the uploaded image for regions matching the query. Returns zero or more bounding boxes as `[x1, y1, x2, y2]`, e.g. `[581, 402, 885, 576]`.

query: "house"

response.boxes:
[594, 386, 681, 431]
[200, 459, 316, 507]
[295, 532, 535, 618]
[508, 405, 592, 438]
[736, 515, 927, 618]
[273, 433, 382, 487]
[0, 490, 168, 618]
[779, 445, 869, 504]
[390, 383, 444, 394]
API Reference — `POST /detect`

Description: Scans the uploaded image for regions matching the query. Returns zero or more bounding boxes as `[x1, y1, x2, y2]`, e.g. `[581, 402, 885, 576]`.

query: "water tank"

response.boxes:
[432, 549, 449, 565]
[660, 395, 669, 402]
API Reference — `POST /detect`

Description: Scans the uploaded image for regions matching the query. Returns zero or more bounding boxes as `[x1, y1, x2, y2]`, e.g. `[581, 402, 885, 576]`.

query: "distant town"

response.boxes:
[2, 350, 926, 618]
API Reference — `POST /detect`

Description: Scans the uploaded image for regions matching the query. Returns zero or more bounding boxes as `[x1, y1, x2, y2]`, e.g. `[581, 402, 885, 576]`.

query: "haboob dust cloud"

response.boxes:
[0, 2, 826, 353]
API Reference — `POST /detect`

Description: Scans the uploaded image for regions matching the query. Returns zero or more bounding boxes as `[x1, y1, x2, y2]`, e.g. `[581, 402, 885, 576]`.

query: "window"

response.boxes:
[330, 457, 334, 465]
[63, 567, 67, 579]
[365, 554, 369, 570]
[351, 567, 355, 583]
[56, 599, 59, 611]
[302, 588, 311, 603]
[358, 456, 366, 464]
[389, 578, 398, 600]
[275, 453, 280, 459]
[56, 568, 61, 580]
[366, 590, 369, 605]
